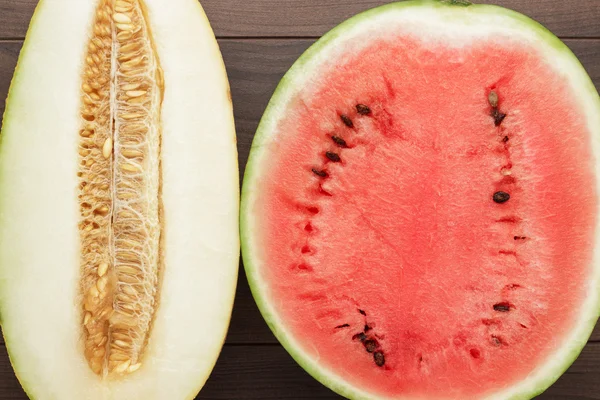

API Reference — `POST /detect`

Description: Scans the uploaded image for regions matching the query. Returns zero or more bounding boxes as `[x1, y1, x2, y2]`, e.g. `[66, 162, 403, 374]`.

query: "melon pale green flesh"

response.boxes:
[241, 1, 600, 399]
[0, 0, 239, 399]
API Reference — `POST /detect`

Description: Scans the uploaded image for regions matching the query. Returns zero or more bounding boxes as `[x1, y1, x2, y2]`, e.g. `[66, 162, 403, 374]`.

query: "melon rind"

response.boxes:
[0, 0, 239, 398]
[240, 1, 600, 399]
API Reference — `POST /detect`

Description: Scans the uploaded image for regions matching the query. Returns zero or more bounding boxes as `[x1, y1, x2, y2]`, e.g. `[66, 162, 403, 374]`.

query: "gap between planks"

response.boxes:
[1, 36, 600, 42]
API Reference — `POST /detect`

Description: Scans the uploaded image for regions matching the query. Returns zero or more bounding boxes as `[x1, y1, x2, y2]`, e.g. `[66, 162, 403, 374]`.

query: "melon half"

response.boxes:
[241, 1, 600, 399]
[0, 0, 239, 398]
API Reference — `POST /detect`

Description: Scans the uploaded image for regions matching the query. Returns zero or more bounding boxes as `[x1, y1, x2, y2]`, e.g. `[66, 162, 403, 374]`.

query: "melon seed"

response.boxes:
[358, 309, 367, 316]
[374, 351, 385, 367]
[335, 324, 350, 329]
[331, 136, 348, 148]
[102, 137, 113, 159]
[312, 168, 328, 178]
[493, 191, 510, 203]
[326, 152, 341, 162]
[340, 114, 354, 128]
[356, 104, 371, 115]
[353, 332, 367, 342]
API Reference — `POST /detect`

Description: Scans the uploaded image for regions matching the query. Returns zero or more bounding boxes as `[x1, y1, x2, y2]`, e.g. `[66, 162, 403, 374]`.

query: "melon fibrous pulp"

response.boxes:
[241, 1, 600, 399]
[0, 0, 239, 398]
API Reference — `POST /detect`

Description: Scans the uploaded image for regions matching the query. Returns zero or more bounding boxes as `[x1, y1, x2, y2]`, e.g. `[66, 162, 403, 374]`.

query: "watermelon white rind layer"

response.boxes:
[241, 1, 600, 399]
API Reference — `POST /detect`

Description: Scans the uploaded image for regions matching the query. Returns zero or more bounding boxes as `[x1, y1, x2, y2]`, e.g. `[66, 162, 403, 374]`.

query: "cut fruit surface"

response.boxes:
[241, 1, 600, 399]
[0, 0, 239, 398]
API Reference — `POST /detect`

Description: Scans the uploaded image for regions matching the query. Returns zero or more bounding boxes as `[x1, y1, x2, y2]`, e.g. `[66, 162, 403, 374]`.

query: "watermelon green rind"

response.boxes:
[241, 1, 600, 399]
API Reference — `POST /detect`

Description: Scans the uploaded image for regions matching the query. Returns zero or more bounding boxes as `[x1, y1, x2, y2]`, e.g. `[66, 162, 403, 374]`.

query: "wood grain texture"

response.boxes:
[1, 0, 600, 39]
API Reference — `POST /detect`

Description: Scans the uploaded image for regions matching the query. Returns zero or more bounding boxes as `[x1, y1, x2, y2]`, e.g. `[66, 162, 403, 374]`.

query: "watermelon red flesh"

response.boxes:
[256, 34, 597, 398]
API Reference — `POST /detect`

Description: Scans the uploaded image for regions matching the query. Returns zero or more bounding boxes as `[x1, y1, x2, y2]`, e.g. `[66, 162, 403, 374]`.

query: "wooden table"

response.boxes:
[1, 0, 599, 398]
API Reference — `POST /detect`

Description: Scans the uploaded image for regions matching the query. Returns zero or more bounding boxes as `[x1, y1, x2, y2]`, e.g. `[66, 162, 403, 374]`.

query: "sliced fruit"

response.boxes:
[241, 1, 600, 399]
[0, 0, 239, 398]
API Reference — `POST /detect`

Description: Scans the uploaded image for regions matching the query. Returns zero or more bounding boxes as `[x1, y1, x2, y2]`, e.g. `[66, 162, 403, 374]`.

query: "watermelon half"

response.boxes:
[241, 1, 600, 399]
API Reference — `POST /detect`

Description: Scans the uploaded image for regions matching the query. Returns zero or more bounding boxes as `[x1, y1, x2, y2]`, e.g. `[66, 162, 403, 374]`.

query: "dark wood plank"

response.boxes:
[0, 0, 35, 39]
[205, 0, 600, 39]
[226, 268, 277, 344]
[221, 39, 313, 184]
[0, 0, 599, 40]
[0, 342, 600, 399]
[200, 342, 600, 399]
[1, 38, 600, 346]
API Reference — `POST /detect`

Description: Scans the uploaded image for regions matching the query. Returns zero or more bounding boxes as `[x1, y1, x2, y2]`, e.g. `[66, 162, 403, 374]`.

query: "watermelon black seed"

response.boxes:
[502, 136, 509, 143]
[340, 114, 354, 128]
[493, 302, 511, 312]
[492, 109, 507, 126]
[311, 168, 328, 177]
[353, 332, 367, 342]
[374, 352, 385, 367]
[335, 324, 350, 329]
[488, 91, 499, 108]
[493, 191, 510, 203]
[358, 309, 367, 316]
[364, 339, 378, 353]
[331, 136, 348, 148]
[364, 324, 372, 332]
[514, 236, 527, 240]
[356, 104, 371, 115]
[326, 152, 341, 162]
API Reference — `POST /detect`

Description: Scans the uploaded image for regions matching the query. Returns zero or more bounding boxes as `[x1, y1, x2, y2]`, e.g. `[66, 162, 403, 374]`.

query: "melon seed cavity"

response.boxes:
[77, 0, 164, 378]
